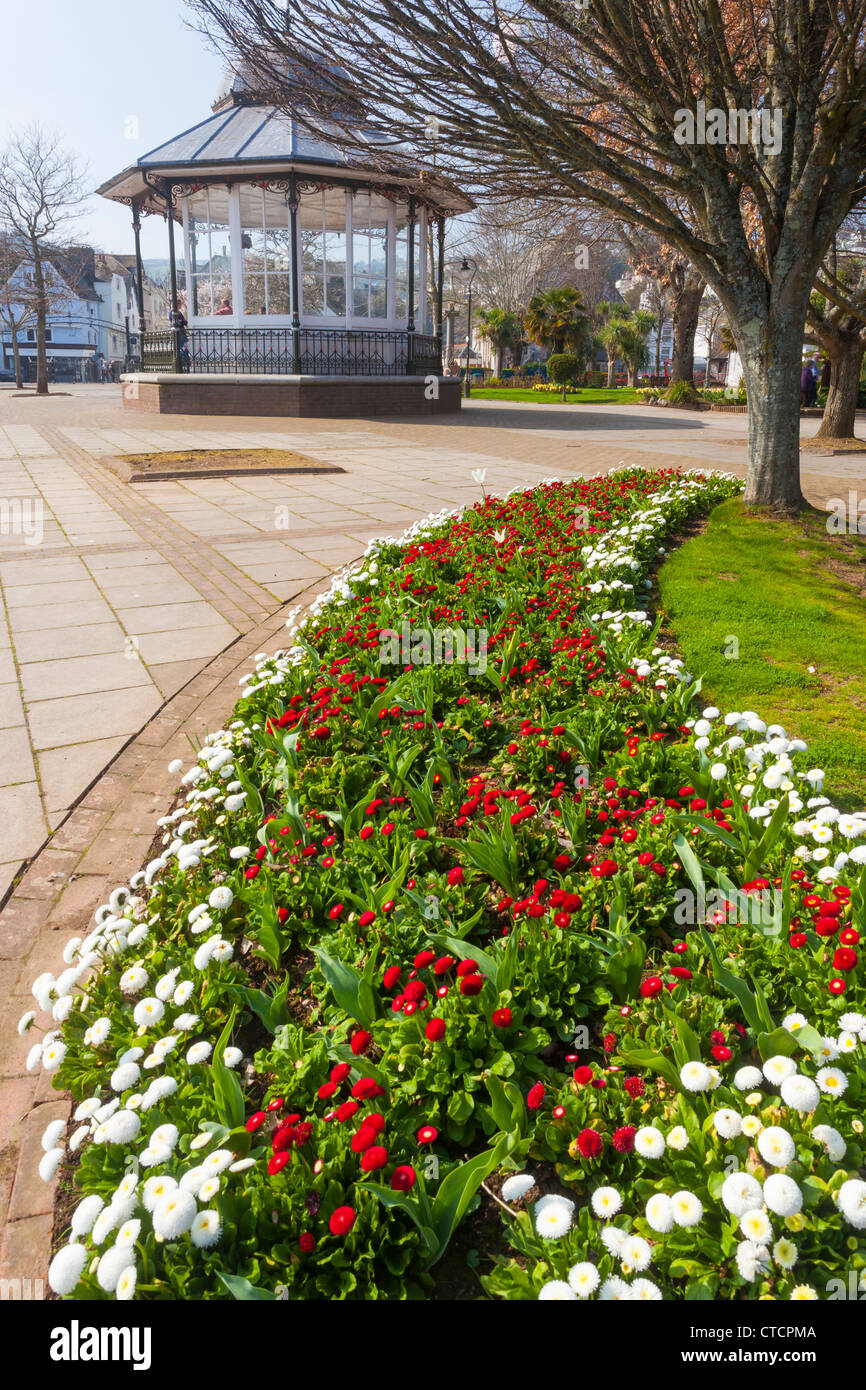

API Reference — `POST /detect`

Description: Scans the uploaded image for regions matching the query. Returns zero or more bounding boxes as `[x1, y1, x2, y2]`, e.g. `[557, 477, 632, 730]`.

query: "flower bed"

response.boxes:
[25, 465, 866, 1302]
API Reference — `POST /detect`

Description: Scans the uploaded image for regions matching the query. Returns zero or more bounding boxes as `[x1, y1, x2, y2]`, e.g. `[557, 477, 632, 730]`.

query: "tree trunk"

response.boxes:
[670, 273, 704, 384]
[815, 336, 863, 440]
[496, 344, 504, 377]
[31, 239, 49, 396]
[739, 323, 805, 511]
[606, 353, 616, 387]
[627, 361, 638, 387]
[10, 331, 23, 388]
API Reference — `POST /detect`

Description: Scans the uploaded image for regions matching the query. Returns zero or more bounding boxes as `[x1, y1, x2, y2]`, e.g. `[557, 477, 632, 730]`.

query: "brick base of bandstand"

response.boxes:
[120, 373, 463, 417]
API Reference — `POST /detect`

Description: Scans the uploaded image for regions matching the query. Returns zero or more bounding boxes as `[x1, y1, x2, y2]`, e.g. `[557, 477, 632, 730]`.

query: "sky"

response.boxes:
[0, 0, 225, 259]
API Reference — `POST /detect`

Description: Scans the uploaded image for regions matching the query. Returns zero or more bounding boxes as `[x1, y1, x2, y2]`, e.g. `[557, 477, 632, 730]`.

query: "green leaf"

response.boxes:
[217, 1272, 276, 1300]
[429, 1141, 507, 1264]
[226, 979, 290, 1034]
[234, 761, 264, 819]
[672, 814, 741, 854]
[312, 947, 377, 1028]
[484, 1074, 526, 1135]
[696, 923, 765, 1034]
[663, 1000, 703, 1065]
[211, 1008, 245, 1130]
[757, 1027, 798, 1062]
[673, 832, 706, 900]
[362, 1184, 437, 1256]
[613, 1044, 682, 1093]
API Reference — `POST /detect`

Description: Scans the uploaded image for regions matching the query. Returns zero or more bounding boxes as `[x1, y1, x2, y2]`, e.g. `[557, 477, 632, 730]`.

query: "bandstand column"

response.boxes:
[164, 180, 181, 372]
[288, 173, 302, 374]
[436, 215, 445, 374]
[131, 200, 146, 339]
[407, 194, 417, 375]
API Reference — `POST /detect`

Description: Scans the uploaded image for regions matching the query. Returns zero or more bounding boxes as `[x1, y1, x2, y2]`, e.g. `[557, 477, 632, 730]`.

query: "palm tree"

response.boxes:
[524, 286, 592, 359]
[620, 310, 658, 386]
[476, 307, 522, 377]
[598, 311, 632, 388]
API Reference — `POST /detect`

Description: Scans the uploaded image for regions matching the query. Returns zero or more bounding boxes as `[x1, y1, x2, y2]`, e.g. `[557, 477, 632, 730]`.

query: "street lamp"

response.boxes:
[459, 256, 478, 398]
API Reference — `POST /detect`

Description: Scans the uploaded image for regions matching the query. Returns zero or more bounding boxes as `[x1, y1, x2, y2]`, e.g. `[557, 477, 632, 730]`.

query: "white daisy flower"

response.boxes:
[70, 1194, 104, 1238]
[598, 1276, 632, 1300]
[621, 1236, 651, 1271]
[736, 1239, 770, 1282]
[110, 1062, 141, 1093]
[116, 1219, 142, 1246]
[40, 1119, 66, 1153]
[533, 1194, 575, 1239]
[190, 1209, 223, 1249]
[782, 1013, 808, 1033]
[645, 1194, 674, 1233]
[631, 1278, 662, 1300]
[634, 1126, 665, 1158]
[97, 1244, 132, 1294]
[153, 1190, 197, 1239]
[48, 1242, 88, 1296]
[762, 1055, 797, 1086]
[133, 997, 165, 1028]
[667, 1125, 689, 1150]
[757, 1126, 795, 1167]
[713, 1109, 742, 1139]
[600, 1225, 625, 1256]
[816, 1066, 847, 1096]
[142, 1175, 177, 1212]
[538, 1279, 577, 1300]
[838, 1179, 866, 1229]
[38, 1148, 64, 1182]
[591, 1186, 622, 1218]
[41, 1041, 67, 1073]
[115, 1265, 137, 1300]
[721, 1173, 764, 1216]
[780, 1074, 820, 1112]
[568, 1262, 600, 1297]
[680, 1061, 712, 1092]
[763, 1174, 802, 1218]
[671, 1191, 703, 1227]
[812, 1124, 846, 1161]
[118, 966, 148, 996]
[773, 1238, 798, 1269]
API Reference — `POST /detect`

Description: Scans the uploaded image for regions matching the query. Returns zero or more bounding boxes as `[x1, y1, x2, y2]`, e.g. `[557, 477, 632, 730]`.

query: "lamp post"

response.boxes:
[459, 256, 477, 398]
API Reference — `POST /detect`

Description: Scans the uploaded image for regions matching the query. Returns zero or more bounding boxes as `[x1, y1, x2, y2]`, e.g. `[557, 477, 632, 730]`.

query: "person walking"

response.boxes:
[170, 310, 192, 372]
[807, 357, 819, 407]
[800, 358, 812, 409]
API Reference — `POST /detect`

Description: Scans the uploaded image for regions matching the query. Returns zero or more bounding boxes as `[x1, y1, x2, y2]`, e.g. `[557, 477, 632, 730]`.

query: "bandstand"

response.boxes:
[97, 56, 471, 415]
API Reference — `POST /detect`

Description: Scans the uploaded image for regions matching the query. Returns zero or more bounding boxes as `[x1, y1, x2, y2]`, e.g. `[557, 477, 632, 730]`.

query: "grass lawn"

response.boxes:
[469, 386, 641, 404]
[658, 497, 866, 806]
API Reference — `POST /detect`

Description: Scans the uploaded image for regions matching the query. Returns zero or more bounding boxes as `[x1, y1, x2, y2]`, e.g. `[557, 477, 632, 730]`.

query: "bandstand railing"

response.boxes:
[139, 327, 442, 377]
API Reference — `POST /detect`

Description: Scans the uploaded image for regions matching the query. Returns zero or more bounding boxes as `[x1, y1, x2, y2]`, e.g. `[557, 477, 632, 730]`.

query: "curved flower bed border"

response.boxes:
[23, 465, 866, 1301]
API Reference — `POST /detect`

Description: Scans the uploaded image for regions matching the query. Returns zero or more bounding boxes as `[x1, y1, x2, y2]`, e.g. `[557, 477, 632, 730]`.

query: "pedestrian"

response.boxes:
[800, 358, 812, 409]
[170, 310, 192, 372]
[808, 357, 819, 407]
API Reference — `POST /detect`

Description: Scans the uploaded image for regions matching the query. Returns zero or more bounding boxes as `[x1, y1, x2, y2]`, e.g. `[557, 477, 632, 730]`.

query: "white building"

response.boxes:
[0, 245, 169, 381]
[0, 246, 102, 381]
[93, 253, 137, 372]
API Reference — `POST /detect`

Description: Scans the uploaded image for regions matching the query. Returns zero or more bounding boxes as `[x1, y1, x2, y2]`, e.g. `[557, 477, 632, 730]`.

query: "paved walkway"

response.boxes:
[0, 382, 861, 1290]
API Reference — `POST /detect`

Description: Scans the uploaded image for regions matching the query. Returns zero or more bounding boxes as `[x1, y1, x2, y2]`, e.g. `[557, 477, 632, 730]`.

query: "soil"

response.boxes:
[101, 448, 346, 484]
[713, 435, 866, 453]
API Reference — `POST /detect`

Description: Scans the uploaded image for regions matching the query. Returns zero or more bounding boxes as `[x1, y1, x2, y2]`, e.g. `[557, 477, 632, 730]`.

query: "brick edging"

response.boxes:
[0, 562, 359, 1290]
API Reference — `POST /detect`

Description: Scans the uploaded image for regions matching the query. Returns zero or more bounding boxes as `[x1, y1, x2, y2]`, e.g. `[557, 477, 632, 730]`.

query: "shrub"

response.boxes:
[546, 352, 582, 400]
[664, 379, 702, 405]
